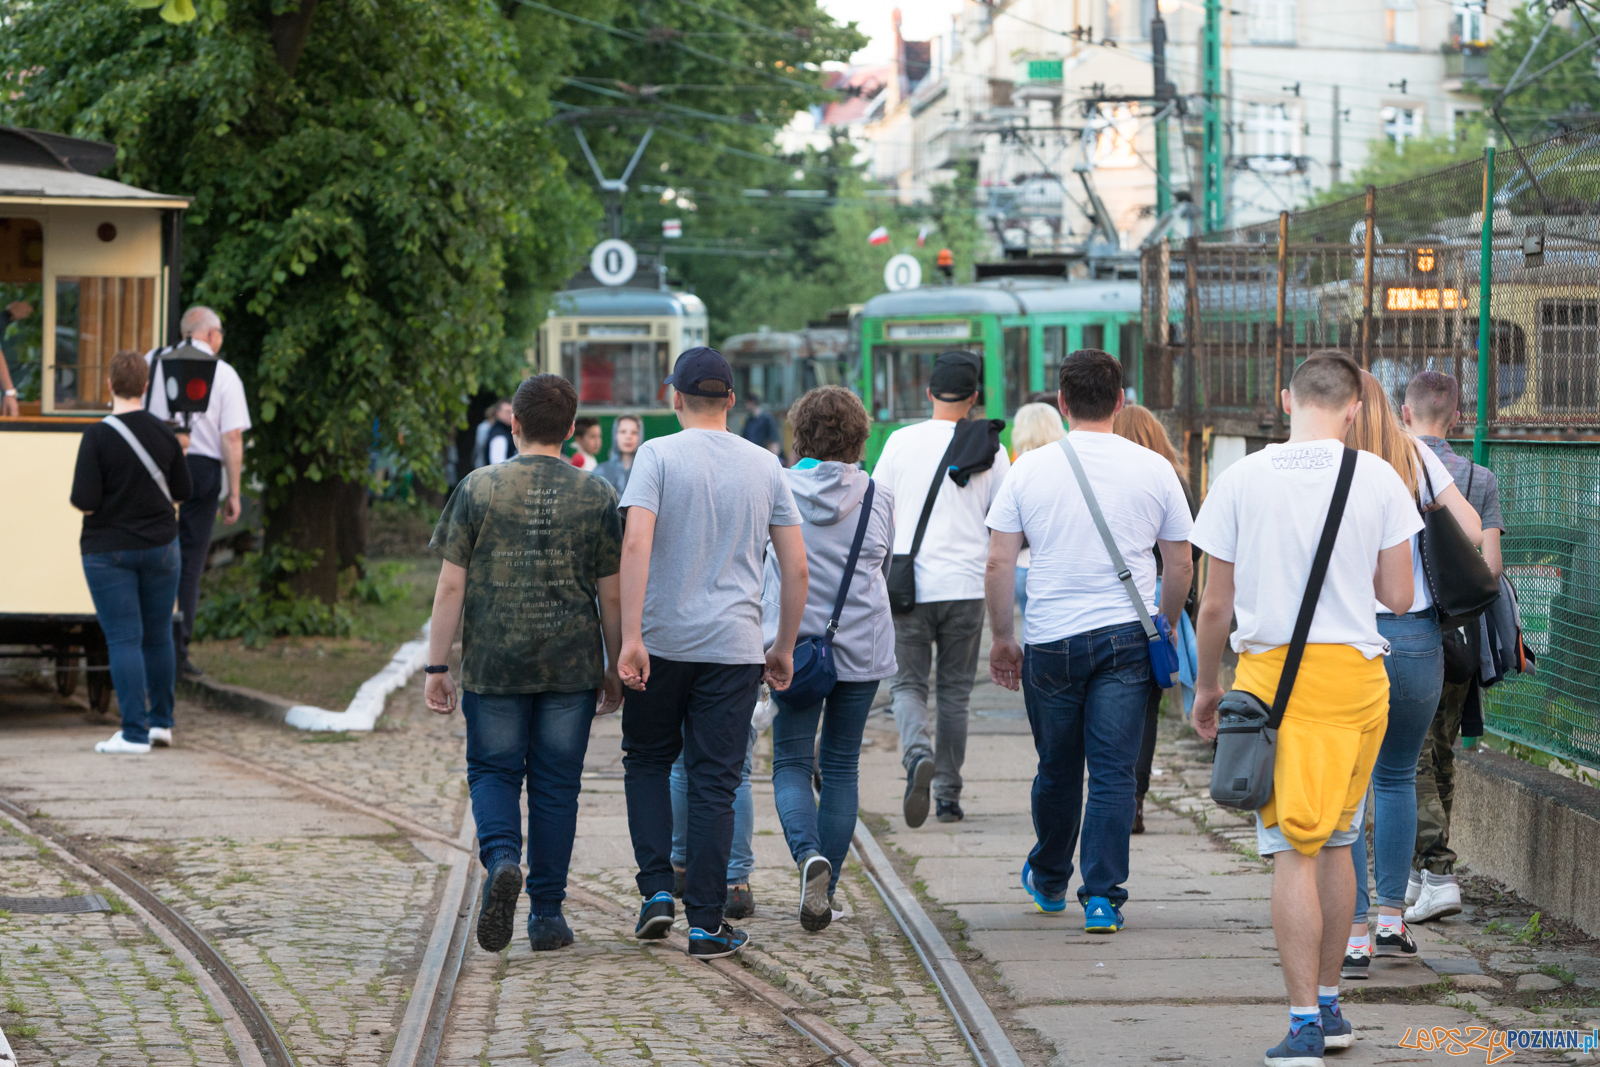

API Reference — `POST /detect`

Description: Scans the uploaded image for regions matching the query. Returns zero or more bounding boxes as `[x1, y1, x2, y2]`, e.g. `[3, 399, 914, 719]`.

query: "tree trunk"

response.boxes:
[270, 0, 320, 76]
[334, 477, 369, 573]
[265, 476, 341, 605]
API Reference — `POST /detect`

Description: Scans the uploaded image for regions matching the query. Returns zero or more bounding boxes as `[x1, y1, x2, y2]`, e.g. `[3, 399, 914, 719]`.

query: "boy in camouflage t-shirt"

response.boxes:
[425, 374, 623, 955]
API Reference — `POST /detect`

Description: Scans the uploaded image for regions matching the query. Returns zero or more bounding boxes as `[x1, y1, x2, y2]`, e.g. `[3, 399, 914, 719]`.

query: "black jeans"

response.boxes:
[621, 657, 763, 931]
[174, 455, 221, 663]
[1135, 682, 1162, 798]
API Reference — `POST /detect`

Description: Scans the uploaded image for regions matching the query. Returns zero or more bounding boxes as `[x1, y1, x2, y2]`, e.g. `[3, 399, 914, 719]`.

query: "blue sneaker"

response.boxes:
[1083, 895, 1124, 934]
[527, 913, 574, 952]
[635, 891, 675, 940]
[1020, 862, 1067, 914]
[687, 923, 748, 960]
[476, 857, 523, 952]
[1265, 1020, 1325, 1066]
[1320, 1003, 1352, 1050]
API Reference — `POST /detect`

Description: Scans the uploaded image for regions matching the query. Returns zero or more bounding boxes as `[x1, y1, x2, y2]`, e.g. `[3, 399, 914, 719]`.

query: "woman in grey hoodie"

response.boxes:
[761, 386, 897, 932]
[593, 414, 641, 496]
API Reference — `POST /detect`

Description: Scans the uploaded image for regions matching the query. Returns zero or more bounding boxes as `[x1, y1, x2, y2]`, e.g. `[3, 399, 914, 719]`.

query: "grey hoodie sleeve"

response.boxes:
[877, 482, 896, 583]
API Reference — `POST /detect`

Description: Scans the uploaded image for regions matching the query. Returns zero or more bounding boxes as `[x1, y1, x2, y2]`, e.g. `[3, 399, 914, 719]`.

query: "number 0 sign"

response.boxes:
[591, 239, 638, 287]
[884, 253, 922, 292]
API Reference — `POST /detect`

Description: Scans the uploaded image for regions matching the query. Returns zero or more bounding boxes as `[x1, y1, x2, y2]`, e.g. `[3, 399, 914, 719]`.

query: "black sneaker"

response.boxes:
[1374, 921, 1418, 958]
[799, 852, 832, 932]
[178, 659, 205, 680]
[1341, 943, 1371, 980]
[725, 883, 755, 920]
[687, 923, 748, 960]
[527, 913, 574, 952]
[904, 756, 934, 828]
[635, 891, 675, 939]
[476, 858, 523, 952]
[936, 800, 965, 823]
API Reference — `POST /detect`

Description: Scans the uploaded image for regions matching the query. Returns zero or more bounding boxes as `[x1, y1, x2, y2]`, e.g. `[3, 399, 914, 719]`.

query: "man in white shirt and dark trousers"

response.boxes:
[874, 351, 1009, 827]
[145, 306, 251, 678]
[985, 349, 1193, 933]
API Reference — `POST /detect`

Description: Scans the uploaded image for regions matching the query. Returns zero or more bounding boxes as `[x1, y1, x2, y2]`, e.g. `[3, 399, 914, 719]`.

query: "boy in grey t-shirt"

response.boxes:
[616, 347, 809, 959]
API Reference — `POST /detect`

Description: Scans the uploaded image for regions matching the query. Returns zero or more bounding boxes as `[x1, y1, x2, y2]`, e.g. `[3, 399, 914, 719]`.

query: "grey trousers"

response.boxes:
[891, 598, 986, 802]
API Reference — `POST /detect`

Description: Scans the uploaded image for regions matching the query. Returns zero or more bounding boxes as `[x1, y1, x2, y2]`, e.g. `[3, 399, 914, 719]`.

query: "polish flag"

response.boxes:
[917, 224, 932, 247]
[867, 226, 890, 245]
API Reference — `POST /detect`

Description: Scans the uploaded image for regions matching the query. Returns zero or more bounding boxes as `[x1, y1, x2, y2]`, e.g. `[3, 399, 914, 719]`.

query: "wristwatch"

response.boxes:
[423, 664, 450, 674]
[2, 388, 15, 397]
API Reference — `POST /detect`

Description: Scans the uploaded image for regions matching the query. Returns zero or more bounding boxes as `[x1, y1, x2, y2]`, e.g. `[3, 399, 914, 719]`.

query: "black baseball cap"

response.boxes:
[664, 346, 734, 398]
[928, 350, 983, 401]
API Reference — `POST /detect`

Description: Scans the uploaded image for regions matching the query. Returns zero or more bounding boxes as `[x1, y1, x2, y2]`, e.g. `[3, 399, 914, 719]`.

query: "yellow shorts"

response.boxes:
[1236, 644, 1389, 857]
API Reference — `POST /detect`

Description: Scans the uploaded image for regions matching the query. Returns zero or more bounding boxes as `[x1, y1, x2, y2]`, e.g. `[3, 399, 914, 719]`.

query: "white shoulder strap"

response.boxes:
[103, 415, 173, 505]
[1058, 437, 1158, 639]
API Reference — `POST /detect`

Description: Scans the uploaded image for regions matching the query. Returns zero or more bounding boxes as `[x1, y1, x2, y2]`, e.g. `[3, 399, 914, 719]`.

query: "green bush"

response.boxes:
[193, 547, 352, 646]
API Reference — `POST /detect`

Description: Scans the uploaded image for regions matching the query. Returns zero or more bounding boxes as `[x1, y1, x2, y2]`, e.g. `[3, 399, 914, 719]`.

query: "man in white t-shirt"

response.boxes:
[985, 348, 1192, 934]
[873, 351, 1009, 827]
[145, 306, 252, 680]
[1188, 351, 1418, 1067]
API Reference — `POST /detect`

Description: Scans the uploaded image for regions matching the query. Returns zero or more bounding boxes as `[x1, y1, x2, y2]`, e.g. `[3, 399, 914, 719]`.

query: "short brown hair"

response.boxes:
[681, 385, 731, 415]
[1405, 370, 1460, 424]
[1058, 349, 1123, 421]
[791, 386, 869, 463]
[109, 349, 148, 399]
[514, 374, 578, 445]
[1290, 350, 1362, 410]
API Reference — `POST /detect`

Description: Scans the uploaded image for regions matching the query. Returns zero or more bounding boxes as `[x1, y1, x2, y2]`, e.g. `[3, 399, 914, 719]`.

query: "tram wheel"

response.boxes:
[85, 646, 112, 716]
[54, 648, 80, 698]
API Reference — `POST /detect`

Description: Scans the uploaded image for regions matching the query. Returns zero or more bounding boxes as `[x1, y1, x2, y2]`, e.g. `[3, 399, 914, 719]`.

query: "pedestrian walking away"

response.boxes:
[740, 393, 783, 460]
[423, 373, 625, 954]
[762, 386, 897, 933]
[1006, 401, 1065, 644]
[143, 306, 250, 680]
[72, 350, 193, 754]
[595, 413, 642, 496]
[668, 724, 758, 916]
[1111, 402, 1200, 836]
[1190, 351, 1422, 1067]
[615, 345, 808, 961]
[1399, 370, 1504, 925]
[874, 349, 1008, 827]
[986, 349, 1192, 933]
[484, 398, 517, 465]
[1342, 369, 1483, 978]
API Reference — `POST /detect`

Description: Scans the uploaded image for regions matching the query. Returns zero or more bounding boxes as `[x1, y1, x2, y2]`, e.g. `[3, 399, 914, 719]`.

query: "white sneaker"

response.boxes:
[1405, 868, 1423, 907]
[148, 727, 173, 747]
[1405, 871, 1462, 923]
[95, 731, 152, 754]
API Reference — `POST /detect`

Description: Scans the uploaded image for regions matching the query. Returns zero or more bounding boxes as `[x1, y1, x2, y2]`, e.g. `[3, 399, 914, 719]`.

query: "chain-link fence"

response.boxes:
[1142, 120, 1600, 769]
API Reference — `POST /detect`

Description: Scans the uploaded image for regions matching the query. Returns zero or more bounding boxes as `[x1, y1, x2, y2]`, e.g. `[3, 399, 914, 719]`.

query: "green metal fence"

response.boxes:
[1481, 441, 1600, 769]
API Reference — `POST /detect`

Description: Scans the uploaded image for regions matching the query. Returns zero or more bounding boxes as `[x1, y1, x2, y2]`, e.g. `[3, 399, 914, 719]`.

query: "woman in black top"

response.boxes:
[70, 350, 192, 754]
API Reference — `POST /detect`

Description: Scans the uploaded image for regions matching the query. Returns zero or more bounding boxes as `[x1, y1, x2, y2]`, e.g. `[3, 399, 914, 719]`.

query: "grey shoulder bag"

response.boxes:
[1209, 446, 1356, 811]
[103, 415, 173, 505]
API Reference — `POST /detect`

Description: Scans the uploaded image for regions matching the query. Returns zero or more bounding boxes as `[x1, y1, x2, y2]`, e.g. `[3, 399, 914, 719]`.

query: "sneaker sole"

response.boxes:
[1085, 924, 1121, 934]
[1407, 901, 1462, 923]
[1341, 964, 1370, 981]
[1373, 944, 1417, 958]
[635, 913, 674, 940]
[1263, 1055, 1324, 1066]
[527, 926, 574, 952]
[476, 865, 523, 952]
[1324, 1031, 1354, 1049]
[688, 941, 744, 960]
[800, 856, 832, 932]
[904, 759, 934, 828]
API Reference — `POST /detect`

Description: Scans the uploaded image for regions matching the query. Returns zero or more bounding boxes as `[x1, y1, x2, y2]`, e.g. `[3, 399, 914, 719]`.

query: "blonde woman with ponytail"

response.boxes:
[1008, 403, 1066, 641]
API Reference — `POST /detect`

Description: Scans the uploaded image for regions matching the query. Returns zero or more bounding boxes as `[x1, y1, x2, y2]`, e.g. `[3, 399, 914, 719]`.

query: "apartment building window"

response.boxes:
[1248, 0, 1296, 44]
[1246, 102, 1303, 161]
[1385, 0, 1419, 48]
[1453, 1, 1488, 48]
[1383, 106, 1424, 148]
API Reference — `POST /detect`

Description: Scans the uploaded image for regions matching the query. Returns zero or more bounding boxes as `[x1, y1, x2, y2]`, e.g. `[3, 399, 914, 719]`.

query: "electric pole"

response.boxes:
[1152, 9, 1174, 218]
[1330, 86, 1342, 187]
[1202, 0, 1224, 232]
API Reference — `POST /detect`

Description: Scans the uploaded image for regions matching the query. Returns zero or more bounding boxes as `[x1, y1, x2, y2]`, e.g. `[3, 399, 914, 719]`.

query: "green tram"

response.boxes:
[535, 281, 709, 445]
[721, 319, 856, 446]
[857, 277, 1144, 465]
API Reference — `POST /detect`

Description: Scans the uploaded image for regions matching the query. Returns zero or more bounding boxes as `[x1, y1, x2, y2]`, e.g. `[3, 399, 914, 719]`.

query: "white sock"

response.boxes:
[1347, 934, 1370, 950]
[1378, 915, 1404, 934]
[1318, 985, 1340, 999]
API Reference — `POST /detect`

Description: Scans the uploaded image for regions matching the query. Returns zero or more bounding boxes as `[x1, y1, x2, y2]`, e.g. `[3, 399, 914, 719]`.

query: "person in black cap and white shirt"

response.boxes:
[873, 351, 1009, 827]
[145, 306, 251, 679]
[615, 345, 809, 961]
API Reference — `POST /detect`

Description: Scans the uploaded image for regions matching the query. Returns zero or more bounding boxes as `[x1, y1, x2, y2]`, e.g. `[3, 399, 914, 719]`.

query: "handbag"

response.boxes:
[1210, 446, 1356, 812]
[773, 482, 876, 712]
[1415, 459, 1498, 630]
[1058, 438, 1181, 688]
[888, 437, 958, 614]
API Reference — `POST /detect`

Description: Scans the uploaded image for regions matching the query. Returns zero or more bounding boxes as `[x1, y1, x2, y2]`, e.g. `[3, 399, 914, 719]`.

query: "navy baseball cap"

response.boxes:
[929, 350, 983, 401]
[664, 346, 734, 398]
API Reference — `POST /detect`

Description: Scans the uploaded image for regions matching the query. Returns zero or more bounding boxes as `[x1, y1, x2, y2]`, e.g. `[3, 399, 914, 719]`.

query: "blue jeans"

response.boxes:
[672, 724, 756, 884]
[1353, 610, 1444, 919]
[771, 679, 880, 897]
[81, 541, 182, 746]
[1022, 620, 1152, 906]
[462, 689, 595, 917]
[1015, 566, 1029, 644]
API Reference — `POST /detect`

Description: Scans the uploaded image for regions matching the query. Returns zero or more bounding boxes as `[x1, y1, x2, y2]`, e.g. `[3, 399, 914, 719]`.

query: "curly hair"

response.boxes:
[790, 385, 870, 463]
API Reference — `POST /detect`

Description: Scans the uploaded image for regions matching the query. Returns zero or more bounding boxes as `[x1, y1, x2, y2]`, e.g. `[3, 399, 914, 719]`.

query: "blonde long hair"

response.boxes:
[1012, 402, 1066, 455]
[1112, 403, 1189, 486]
[1347, 370, 1420, 497]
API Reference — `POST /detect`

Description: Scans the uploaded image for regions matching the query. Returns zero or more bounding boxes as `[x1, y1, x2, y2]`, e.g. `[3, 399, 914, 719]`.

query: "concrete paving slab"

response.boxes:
[969, 927, 1278, 961]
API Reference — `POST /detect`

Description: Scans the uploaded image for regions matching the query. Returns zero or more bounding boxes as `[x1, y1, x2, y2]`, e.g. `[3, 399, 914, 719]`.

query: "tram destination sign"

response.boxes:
[887, 320, 970, 341]
[1385, 286, 1463, 312]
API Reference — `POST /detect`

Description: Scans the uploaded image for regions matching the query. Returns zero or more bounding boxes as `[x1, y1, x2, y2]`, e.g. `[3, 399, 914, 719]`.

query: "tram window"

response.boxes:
[1120, 323, 1140, 395]
[54, 276, 157, 410]
[733, 359, 793, 409]
[1083, 324, 1105, 351]
[1003, 327, 1028, 414]
[1042, 326, 1066, 391]
[1538, 301, 1598, 415]
[804, 358, 843, 390]
[1491, 319, 1527, 413]
[878, 344, 982, 420]
[561, 340, 670, 407]
[0, 217, 44, 405]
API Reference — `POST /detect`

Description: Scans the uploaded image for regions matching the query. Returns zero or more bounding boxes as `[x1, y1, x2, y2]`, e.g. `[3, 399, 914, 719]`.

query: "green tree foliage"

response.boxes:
[1, 0, 595, 599]
[1475, 2, 1600, 137]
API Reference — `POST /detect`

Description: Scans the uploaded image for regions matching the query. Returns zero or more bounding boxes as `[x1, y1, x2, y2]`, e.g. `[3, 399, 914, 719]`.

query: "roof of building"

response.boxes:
[549, 286, 706, 318]
[0, 127, 189, 206]
[862, 277, 1142, 318]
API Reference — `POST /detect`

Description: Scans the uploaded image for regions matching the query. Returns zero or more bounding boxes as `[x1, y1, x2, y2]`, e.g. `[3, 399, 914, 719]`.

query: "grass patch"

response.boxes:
[4, 993, 24, 1014]
[1539, 963, 1577, 985]
[11, 1023, 38, 1038]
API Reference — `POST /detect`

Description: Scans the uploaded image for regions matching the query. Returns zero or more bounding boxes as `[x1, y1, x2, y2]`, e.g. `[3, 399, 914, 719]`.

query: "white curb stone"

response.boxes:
[284, 621, 431, 732]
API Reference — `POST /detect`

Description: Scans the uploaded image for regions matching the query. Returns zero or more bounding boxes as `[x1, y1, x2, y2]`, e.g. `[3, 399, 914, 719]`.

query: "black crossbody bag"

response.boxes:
[1415, 459, 1499, 630]
[1210, 447, 1356, 812]
[887, 436, 959, 615]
